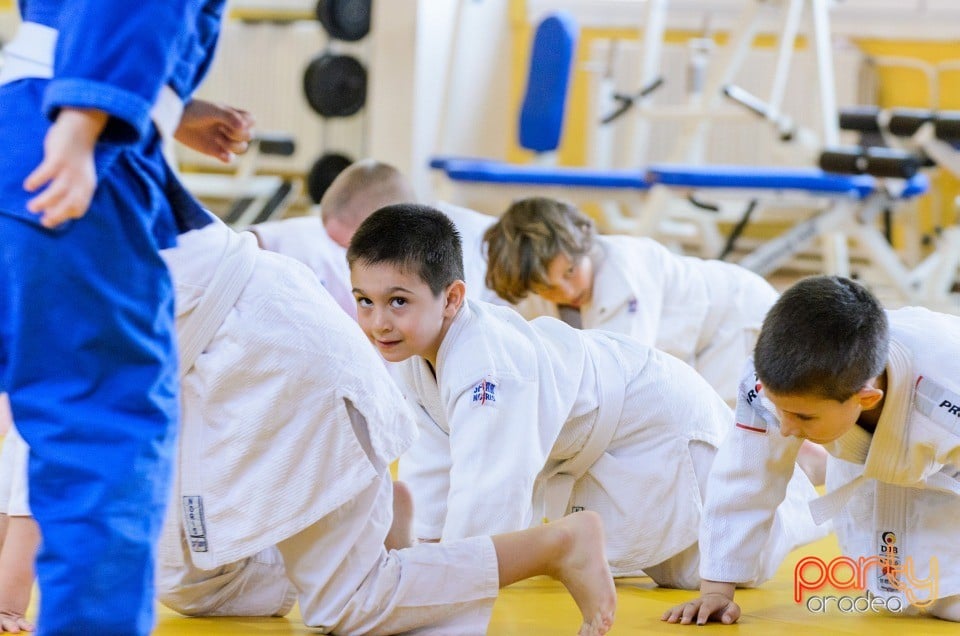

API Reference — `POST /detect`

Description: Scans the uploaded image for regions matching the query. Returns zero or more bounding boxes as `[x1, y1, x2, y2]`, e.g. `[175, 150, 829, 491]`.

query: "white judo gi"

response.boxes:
[245, 216, 356, 318]
[702, 307, 960, 609]
[551, 235, 778, 405]
[156, 220, 500, 634]
[393, 300, 824, 587]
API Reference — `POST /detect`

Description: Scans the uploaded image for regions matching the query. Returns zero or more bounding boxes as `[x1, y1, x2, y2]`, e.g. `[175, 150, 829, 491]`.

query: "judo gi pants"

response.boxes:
[0, 194, 179, 635]
[159, 404, 500, 635]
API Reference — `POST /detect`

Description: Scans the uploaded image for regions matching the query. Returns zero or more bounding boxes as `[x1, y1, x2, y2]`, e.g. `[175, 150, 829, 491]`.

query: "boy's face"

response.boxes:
[351, 261, 458, 364]
[763, 385, 882, 444]
[530, 253, 593, 308]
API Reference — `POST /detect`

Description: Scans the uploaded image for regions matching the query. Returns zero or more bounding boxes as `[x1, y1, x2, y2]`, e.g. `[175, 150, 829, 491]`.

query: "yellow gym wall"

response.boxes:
[507, 1, 960, 234]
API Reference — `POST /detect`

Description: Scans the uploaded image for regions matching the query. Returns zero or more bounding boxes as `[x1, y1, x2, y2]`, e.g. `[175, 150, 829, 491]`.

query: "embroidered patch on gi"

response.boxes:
[182, 496, 209, 553]
[471, 378, 497, 407]
[627, 297, 638, 314]
[735, 374, 769, 433]
[915, 376, 960, 434]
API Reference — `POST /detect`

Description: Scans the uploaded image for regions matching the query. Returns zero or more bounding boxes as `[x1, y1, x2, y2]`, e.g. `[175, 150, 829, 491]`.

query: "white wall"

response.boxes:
[369, 0, 513, 199]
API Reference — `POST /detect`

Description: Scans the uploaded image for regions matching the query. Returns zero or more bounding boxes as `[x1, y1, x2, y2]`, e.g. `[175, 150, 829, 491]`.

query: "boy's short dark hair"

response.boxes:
[346, 203, 465, 296]
[755, 276, 889, 402]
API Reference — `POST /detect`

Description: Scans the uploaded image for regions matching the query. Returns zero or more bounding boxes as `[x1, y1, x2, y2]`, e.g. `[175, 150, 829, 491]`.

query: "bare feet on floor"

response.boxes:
[548, 512, 617, 636]
[384, 480, 414, 551]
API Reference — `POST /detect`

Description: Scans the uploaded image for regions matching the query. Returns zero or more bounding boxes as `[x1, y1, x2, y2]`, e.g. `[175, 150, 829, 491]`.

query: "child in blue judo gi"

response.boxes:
[0, 1, 250, 633]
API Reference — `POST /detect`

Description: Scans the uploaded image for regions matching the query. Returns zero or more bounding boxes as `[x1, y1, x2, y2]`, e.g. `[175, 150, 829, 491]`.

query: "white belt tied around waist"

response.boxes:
[0, 21, 184, 139]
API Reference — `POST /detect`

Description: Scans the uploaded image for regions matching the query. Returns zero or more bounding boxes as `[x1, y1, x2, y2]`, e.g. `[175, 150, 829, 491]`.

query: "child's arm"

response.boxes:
[23, 108, 108, 229]
[441, 374, 547, 540]
[0, 515, 39, 633]
[397, 410, 453, 542]
[174, 100, 255, 163]
[662, 371, 803, 625]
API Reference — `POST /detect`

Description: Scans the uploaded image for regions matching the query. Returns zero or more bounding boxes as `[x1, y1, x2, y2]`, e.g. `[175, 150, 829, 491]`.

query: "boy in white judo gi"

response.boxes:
[483, 196, 779, 406]
[157, 218, 620, 636]
[663, 276, 960, 625]
[347, 203, 826, 591]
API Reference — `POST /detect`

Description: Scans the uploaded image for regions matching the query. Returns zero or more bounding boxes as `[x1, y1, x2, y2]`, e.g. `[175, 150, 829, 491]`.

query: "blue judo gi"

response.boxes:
[0, 2, 224, 633]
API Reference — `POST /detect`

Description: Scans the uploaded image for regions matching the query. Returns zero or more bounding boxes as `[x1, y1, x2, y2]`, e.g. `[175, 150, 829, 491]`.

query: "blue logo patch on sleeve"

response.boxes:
[472, 379, 497, 406]
[627, 298, 638, 314]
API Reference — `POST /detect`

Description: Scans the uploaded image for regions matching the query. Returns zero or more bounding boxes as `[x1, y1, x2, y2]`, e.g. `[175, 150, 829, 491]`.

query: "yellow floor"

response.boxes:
[149, 533, 957, 635]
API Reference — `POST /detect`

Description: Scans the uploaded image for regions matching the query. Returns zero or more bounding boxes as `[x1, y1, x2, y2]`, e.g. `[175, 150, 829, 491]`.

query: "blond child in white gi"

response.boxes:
[484, 197, 780, 406]
[348, 203, 826, 591]
[664, 276, 960, 626]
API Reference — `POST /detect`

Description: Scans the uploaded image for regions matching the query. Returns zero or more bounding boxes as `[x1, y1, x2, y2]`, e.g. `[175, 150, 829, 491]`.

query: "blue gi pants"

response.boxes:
[0, 138, 180, 635]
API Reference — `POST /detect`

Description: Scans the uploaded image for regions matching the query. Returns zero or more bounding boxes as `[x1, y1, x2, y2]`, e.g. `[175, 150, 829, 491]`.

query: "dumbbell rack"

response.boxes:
[301, 0, 372, 205]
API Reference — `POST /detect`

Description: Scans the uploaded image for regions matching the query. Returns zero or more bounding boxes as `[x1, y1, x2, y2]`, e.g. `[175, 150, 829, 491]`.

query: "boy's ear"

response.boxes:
[443, 280, 466, 317]
[856, 385, 884, 411]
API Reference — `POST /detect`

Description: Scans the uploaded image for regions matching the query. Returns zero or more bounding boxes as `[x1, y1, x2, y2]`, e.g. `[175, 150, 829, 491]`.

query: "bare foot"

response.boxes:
[385, 481, 414, 551]
[547, 512, 616, 636]
[798, 441, 827, 487]
[0, 610, 34, 633]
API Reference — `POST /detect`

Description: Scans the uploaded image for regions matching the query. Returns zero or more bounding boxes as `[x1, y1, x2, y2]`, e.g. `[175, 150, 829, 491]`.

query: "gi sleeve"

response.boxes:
[397, 405, 453, 542]
[43, 0, 201, 143]
[441, 374, 546, 540]
[166, 0, 227, 100]
[699, 368, 803, 583]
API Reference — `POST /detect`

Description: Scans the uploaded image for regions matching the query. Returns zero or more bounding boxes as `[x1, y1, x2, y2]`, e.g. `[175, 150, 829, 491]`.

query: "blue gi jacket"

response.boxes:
[1, 0, 225, 233]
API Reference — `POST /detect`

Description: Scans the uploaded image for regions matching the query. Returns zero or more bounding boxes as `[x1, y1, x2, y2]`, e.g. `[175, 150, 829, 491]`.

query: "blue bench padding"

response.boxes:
[434, 158, 651, 189]
[646, 165, 879, 199]
[900, 173, 929, 199]
[429, 158, 929, 200]
[518, 11, 578, 153]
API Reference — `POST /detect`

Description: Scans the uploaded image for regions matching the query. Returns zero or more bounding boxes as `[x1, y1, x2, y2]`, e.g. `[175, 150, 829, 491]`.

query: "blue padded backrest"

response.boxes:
[518, 11, 578, 153]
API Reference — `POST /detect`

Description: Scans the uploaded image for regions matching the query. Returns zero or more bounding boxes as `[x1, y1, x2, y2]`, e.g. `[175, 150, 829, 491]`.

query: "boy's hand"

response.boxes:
[661, 581, 740, 626]
[24, 108, 108, 229]
[174, 99, 254, 163]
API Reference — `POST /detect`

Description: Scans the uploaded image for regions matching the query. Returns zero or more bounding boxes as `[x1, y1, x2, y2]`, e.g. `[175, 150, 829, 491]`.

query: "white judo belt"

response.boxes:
[173, 228, 258, 556]
[0, 21, 184, 139]
[177, 229, 258, 376]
